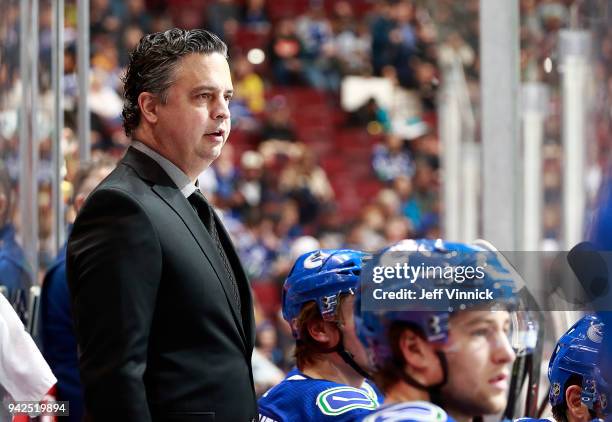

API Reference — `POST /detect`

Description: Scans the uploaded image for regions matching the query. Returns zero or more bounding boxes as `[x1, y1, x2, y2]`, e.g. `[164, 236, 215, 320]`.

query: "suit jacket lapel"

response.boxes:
[120, 147, 249, 351]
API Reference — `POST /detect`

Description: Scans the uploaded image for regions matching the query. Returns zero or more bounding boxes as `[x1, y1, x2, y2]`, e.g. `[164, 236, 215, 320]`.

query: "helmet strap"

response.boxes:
[333, 332, 372, 379]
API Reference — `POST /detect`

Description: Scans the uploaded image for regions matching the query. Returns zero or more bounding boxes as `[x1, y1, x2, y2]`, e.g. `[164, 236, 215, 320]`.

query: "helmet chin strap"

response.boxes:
[334, 336, 372, 379]
[298, 330, 372, 379]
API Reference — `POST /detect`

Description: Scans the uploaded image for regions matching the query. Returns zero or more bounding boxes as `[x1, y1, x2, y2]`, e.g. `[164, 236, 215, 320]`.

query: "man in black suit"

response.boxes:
[66, 29, 257, 422]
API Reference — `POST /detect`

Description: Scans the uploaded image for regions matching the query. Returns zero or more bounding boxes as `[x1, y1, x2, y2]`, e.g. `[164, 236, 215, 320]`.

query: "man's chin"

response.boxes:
[480, 395, 508, 415]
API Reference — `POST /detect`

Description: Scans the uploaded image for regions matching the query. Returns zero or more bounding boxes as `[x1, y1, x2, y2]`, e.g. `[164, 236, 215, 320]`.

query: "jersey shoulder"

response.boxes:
[258, 369, 381, 421]
[359, 401, 452, 422]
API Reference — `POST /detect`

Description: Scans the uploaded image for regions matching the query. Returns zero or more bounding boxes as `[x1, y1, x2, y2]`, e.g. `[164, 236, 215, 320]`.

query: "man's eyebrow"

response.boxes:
[191, 85, 234, 95]
[463, 315, 496, 327]
[463, 314, 510, 328]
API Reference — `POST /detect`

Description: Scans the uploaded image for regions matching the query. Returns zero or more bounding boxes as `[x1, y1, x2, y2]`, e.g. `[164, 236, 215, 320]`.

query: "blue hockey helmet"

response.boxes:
[282, 249, 369, 338]
[548, 314, 609, 415]
[354, 238, 537, 370]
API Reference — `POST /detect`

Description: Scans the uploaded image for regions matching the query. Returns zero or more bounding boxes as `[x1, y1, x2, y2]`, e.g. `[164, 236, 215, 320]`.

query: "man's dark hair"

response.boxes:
[373, 321, 427, 392]
[121, 28, 229, 137]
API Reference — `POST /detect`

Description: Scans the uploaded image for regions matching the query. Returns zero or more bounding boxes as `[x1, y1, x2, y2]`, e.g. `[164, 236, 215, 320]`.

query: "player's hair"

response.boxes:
[551, 374, 597, 422]
[371, 321, 428, 392]
[294, 295, 350, 370]
[122, 28, 228, 137]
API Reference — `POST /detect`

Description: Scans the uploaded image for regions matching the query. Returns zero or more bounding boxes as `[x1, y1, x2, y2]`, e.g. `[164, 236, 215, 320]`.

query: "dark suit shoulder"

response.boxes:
[91, 161, 153, 199]
[75, 162, 161, 226]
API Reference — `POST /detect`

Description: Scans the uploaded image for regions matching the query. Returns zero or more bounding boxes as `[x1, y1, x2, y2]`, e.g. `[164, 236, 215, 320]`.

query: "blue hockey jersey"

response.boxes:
[258, 368, 384, 421]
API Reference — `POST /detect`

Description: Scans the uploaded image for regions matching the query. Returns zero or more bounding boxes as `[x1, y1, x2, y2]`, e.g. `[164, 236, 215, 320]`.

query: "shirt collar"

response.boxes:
[132, 141, 197, 198]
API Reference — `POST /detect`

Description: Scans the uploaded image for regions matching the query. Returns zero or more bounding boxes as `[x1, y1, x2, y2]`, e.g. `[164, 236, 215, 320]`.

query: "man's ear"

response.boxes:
[137, 92, 160, 125]
[565, 384, 591, 422]
[398, 328, 443, 385]
[306, 318, 339, 346]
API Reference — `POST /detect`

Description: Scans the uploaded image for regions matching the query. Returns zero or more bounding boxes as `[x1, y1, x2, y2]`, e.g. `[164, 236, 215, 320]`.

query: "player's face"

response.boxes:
[439, 310, 516, 418]
[338, 295, 371, 372]
[153, 52, 233, 178]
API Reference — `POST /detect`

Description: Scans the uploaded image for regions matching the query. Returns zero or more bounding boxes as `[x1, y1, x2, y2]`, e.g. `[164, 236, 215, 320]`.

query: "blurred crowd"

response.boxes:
[0, 0, 611, 401]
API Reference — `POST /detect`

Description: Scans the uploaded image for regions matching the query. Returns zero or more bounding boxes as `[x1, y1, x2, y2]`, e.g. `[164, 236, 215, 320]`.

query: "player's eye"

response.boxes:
[471, 327, 491, 337]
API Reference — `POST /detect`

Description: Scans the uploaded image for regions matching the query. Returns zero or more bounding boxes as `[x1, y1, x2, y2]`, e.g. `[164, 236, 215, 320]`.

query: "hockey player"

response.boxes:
[516, 314, 608, 422]
[258, 249, 384, 421]
[354, 239, 537, 422]
[545, 314, 608, 422]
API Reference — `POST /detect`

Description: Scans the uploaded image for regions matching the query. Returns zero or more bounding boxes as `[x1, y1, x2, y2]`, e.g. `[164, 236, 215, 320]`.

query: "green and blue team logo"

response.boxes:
[316, 386, 378, 416]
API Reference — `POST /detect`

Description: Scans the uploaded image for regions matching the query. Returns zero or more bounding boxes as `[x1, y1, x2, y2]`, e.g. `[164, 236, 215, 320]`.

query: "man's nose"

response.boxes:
[492, 331, 516, 364]
[212, 97, 230, 120]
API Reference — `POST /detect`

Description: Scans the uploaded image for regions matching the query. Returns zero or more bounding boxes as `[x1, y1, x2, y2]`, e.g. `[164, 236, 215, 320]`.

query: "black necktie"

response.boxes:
[188, 190, 241, 314]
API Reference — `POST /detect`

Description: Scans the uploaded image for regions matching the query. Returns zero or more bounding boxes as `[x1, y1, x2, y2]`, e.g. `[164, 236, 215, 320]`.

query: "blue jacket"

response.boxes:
[40, 243, 84, 422]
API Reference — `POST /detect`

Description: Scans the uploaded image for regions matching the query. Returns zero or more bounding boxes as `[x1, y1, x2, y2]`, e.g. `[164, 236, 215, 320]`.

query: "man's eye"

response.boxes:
[199, 93, 211, 99]
[225, 96, 233, 102]
[471, 328, 490, 337]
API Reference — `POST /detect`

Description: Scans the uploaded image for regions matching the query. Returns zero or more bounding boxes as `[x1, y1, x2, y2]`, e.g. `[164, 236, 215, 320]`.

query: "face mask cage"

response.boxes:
[508, 310, 540, 357]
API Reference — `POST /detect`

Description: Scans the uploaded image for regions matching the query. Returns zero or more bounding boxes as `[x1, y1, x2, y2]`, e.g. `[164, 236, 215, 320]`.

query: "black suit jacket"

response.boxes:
[66, 147, 257, 422]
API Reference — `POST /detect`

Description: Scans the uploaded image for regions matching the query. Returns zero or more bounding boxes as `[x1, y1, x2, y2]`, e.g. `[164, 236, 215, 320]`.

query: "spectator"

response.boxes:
[334, 20, 372, 76]
[237, 212, 278, 282]
[295, 5, 340, 91]
[372, 133, 415, 183]
[122, 0, 152, 35]
[119, 24, 145, 67]
[383, 215, 412, 243]
[233, 150, 266, 217]
[268, 19, 305, 86]
[241, 0, 270, 33]
[232, 54, 265, 130]
[369, 0, 395, 75]
[346, 97, 390, 129]
[259, 96, 297, 143]
[279, 147, 334, 224]
[206, 0, 240, 40]
[375, 188, 402, 220]
[0, 163, 30, 322]
[256, 320, 284, 368]
[205, 143, 238, 208]
[402, 158, 439, 235]
[90, 0, 122, 39]
[274, 199, 303, 243]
